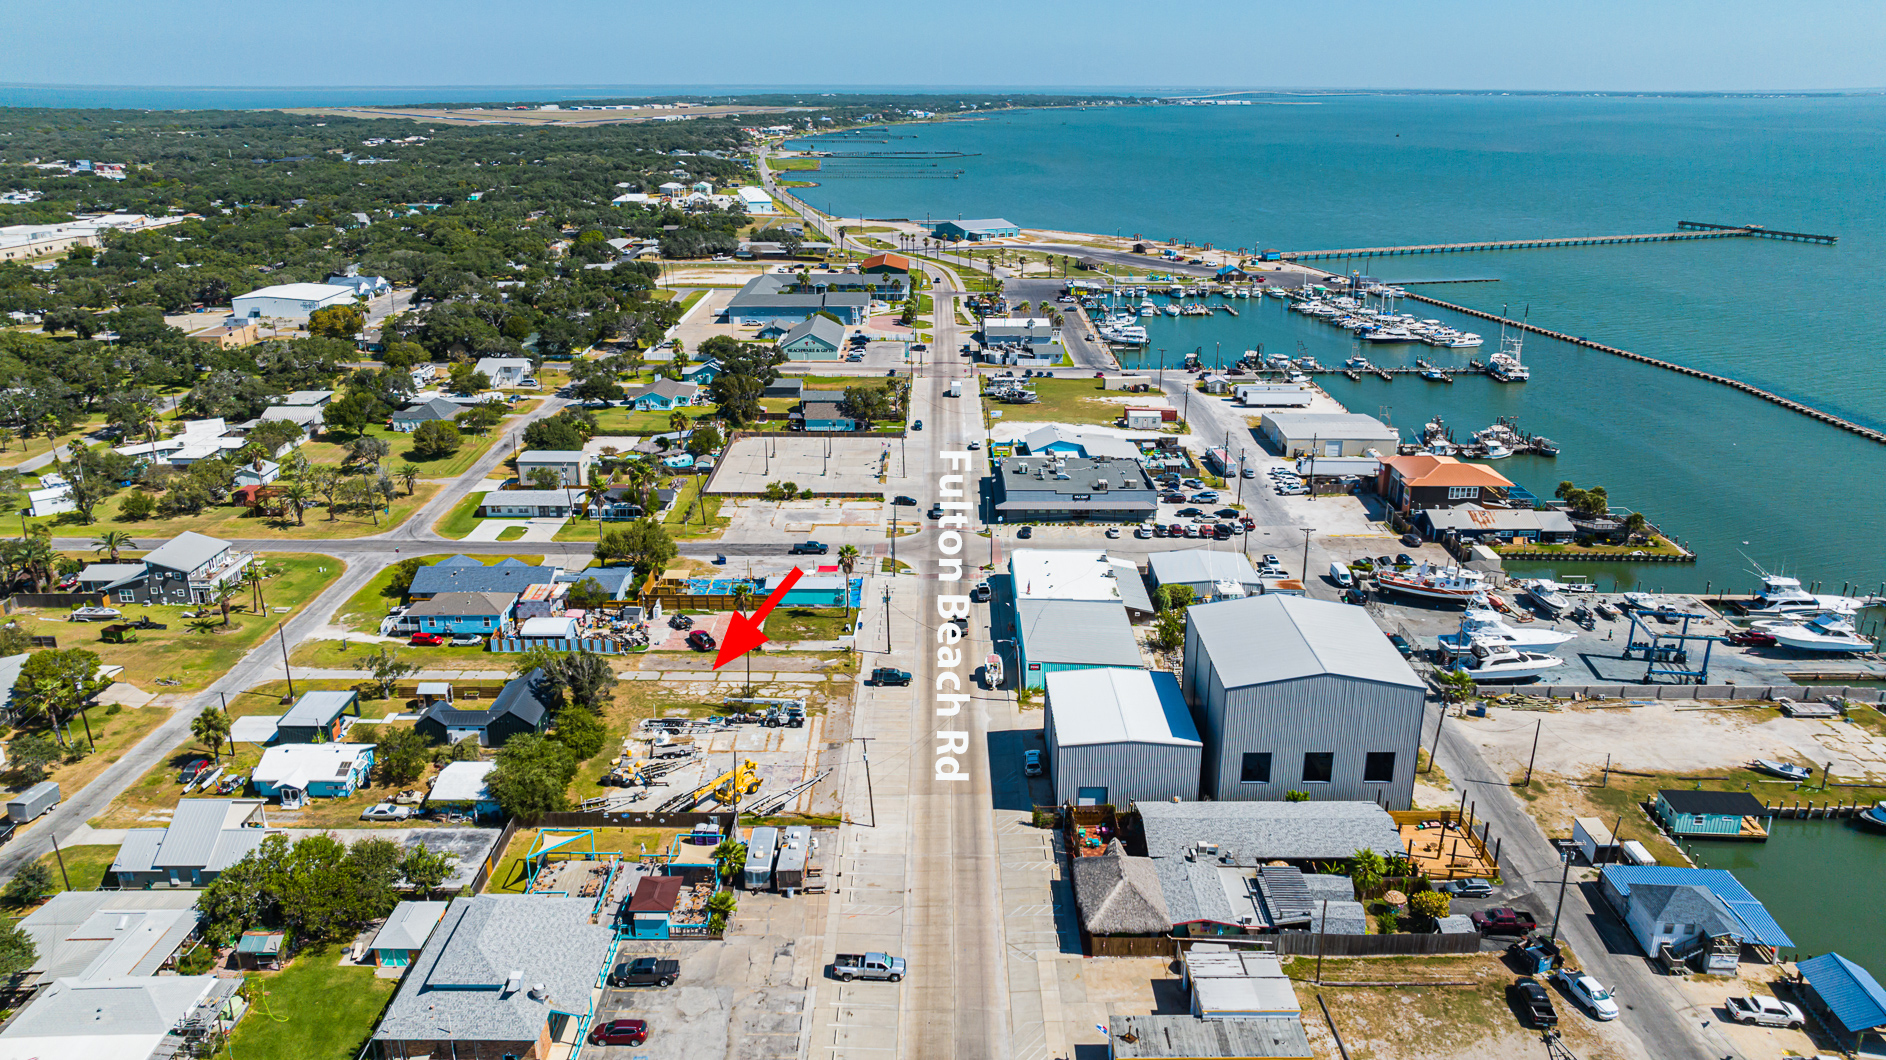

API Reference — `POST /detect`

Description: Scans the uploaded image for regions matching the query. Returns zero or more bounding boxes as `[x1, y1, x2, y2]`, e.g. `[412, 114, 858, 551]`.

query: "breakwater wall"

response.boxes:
[1399, 292, 1886, 446]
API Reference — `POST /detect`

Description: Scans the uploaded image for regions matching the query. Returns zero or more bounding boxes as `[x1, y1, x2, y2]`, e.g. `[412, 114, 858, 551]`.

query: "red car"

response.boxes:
[587, 1019, 648, 1046]
[686, 630, 717, 652]
[1727, 630, 1777, 647]
[408, 632, 445, 646]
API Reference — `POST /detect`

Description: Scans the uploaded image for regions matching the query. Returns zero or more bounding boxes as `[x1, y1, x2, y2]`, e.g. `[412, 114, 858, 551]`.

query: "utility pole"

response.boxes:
[1549, 849, 1573, 941]
[1524, 719, 1541, 787]
[1426, 703, 1447, 773]
[1299, 528, 1312, 583]
[277, 623, 297, 702]
[882, 585, 892, 653]
[49, 832, 70, 892]
[858, 736, 877, 828]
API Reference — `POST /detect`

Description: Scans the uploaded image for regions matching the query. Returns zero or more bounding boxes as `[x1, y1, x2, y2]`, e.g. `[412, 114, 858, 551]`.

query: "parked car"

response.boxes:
[1396, 553, 1414, 566]
[686, 630, 717, 652]
[1554, 971, 1620, 1020]
[1161, 492, 1187, 504]
[448, 634, 484, 647]
[1510, 977, 1559, 1028]
[1023, 749, 1043, 777]
[790, 541, 830, 555]
[911, 420, 922, 430]
[1727, 630, 1777, 646]
[871, 667, 913, 686]
[609, 957, 680, 988]
[832, 952, 905, 983]
[178, 759, 212, 785]
[893, 495, 918, 506]
[1017, 526, 1032, 539]
[927, 506, 944, 519]
[668, 614, 694, 630]
[1388, 632, 1415, 656]
[361, 803, 412, 822]
[1190, 491, 1219, 503]
[1214, 508, 1241, 519]
[1175, 507, 1204, 518]
[587, 1019, 649, 1046]
[1472, 908, 1540, 936]
[1134, 525, 1152, 539]
[1438, 878, 1493, 897]
[970, 582, 992, 602]
[1105, 527, 1121, 538]
[408, 632, 445, 646]
[1725, 994, 1804, 1028]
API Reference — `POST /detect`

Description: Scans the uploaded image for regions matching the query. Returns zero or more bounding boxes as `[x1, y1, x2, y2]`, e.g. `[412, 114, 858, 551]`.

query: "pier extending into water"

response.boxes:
[1282, 221, 1838, 261]
[1396, 292, 1886, 446]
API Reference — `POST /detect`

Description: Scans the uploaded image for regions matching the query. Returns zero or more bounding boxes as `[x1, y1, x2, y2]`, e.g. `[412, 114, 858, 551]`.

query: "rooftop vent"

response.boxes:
[528, 983, 547, 1001]
[504, 971, 522, 995]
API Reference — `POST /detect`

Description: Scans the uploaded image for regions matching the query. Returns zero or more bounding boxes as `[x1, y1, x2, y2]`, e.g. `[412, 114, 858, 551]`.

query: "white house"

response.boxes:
[232, 283, 358, 321]
[737, 186, 777, 214]
[474, 357, 532, 389]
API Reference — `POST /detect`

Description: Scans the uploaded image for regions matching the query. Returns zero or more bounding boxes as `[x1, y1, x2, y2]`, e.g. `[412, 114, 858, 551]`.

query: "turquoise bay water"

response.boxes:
[1691, 818, 1886, 971]
[793, 98, 1886, 592]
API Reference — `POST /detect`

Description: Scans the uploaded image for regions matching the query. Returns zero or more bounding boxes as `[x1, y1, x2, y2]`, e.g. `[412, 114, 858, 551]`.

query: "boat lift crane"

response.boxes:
[1621, 607, 1721, 684]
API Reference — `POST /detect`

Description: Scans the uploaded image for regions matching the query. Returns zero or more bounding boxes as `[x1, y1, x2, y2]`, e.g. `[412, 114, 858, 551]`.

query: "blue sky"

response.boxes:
[9, 0, 1883, 93]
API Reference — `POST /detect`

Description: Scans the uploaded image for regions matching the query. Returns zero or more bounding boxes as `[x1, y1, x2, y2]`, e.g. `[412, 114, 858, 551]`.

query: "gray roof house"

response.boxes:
[0, 975, 232, 1060]
[275, 689, 360, 743]
[778, 314, 846, 359]
[408, 557, 557, 599]
[1014, 598, 1142, 691]
[18, 890, 204, 983]
[1070, 840, 1170, 938]
[111, 799, 273, 888]
[726, 273, 871, 326]
[1136, 801, 1407, 864]
[371, 895, 614, 1060]
[392, 396, 464, 430]
[991, 455, 1157, 524]
[1182, 595, 1425, 806]
[370, 901, 450, 967]
[1146, 549, 1265, 603]
[97, 530, 253, 606]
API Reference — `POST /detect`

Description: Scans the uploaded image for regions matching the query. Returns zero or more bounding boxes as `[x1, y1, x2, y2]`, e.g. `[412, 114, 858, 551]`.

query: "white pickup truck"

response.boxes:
[1725, 994, 1804, 1028]
[832, 952, 905, 983]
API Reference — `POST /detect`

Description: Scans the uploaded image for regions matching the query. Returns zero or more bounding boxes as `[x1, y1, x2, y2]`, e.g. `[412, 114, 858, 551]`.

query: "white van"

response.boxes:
[1329, 562, 1354, 588]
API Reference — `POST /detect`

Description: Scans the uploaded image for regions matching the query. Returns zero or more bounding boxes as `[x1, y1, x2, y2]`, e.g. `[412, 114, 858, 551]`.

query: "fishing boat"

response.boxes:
[1749, 759, 1811, 782]
[1437, 608, 1577, 657]
[1621, 591, 1660, 611]
[1858, 801, 1886, 831]
[1480, 440, 1514, 459]
[1451, 642, 1565, 683]
[1741, 561, 1867, 616]
[1767, 613, 1875, 654]
[1420, 366, 1449, 381]
[1344, 355, 1373, 371]
[1363, 326, 1418, 343]
[1523, 580, 1571, 616]
[1376, 562, 1488, 602]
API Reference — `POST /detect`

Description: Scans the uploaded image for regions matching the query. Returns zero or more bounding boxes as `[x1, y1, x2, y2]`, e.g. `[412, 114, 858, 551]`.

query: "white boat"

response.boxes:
[1140, 303, 1158, 317]
[1163, 304, 1180, 316]
[1451, 642, 1565, 682]
[1344, 355, 1372, 370]
[1375, 562, 1488, 601]
[1447, 333, 1484, 348]
[1523, 580, 1571, 616]
[1437, 608, 1577, 657]
[1621, 591, 1660, 611]
[1481, 441, 1513, 459]
[1742, 565, 1864, 616]
[1363, 326, 1418, 343]
[1767, 613, 1875, 654]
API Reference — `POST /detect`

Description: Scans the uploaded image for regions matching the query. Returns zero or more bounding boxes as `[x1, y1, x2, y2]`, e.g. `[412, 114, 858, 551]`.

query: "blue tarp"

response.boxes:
[1600, 865, 1793, 948]
[1799, 952, 1886, 1033]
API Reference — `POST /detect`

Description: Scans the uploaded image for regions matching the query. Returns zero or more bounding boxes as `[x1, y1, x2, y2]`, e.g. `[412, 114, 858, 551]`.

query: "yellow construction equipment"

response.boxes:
[709, 758, 763, 805]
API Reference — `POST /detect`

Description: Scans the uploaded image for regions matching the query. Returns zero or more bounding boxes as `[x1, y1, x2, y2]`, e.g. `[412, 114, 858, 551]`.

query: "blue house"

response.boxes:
[251, 744, 374, 808]
[779, 315, 846, 360]
[408, 557, 556, 600]
[277, 690, 361, 743]
[726, 274, 869, 327]
[680, 359, 722, 385]
[796, 393, 858, 432]
[1652, 789, 1770, 840]
[932, 218, 1020, 242]
[407, 591, 516, 636]
[1215, 264, 1249, 281]
[626, 876, 686, 939]
[622, 379, 700, 411]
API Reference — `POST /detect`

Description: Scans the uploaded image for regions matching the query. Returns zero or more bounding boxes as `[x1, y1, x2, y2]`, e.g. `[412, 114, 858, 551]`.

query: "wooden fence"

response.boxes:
[469, 817, 522, 895]
[5, 592, 106, 611]
[530, 810, 732, 830]
[1088, 931, 1483, 959]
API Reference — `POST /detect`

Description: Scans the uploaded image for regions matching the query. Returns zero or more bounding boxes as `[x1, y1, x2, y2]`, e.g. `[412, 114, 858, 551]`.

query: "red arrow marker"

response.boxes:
[713, 568, 804, 669]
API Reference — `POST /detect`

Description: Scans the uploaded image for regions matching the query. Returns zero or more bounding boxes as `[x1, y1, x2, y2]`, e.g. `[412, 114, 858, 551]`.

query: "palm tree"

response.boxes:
[245, 563, 270, 613]
[395, 463, 421, 496]
[705, 888, 738, 933]
[209, 582, 244, 628]
[836, 545, 860, 622]
[732, 581, 757, 690]
[276, 480, 311, 526]
[668, 410, 689, 438]
[1349, 848, 1387, 900]
[583, 481, 611, 524]
[191, 708, 232, 762]
[16, 535, 55, 593]
[92, 530, 134, 563]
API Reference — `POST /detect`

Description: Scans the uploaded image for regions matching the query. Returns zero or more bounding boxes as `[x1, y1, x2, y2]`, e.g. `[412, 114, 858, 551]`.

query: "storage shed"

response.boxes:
[1045, 669, 1201, 807]
[1798, 952, 1886, 1053]
[1256, 412, 1398, 457]
[1651, 789, 1771, 840]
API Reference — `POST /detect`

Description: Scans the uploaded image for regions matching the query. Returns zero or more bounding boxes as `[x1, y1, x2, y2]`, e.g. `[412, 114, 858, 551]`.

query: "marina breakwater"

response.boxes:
[1397, 292, 1886, 445]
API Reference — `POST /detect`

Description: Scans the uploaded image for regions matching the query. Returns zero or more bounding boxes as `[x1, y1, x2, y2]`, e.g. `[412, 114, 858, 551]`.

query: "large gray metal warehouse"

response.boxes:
[1181, 595, 1425, 808]
[1044, 668, 1202, 807]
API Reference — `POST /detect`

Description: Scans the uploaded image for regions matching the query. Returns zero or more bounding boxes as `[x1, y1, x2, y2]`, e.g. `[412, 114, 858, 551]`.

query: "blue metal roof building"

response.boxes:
[1798, 952, 1886, 1051]
[1597, 865, 1792, 948]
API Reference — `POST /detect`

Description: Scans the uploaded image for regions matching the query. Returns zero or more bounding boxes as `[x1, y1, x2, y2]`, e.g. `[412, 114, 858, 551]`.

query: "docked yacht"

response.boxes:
[1765, 613, 1874, 654]
[1743, 566, 1865, 617]
[1522, 580, 1571, 616]
[1437, 608, 1577, 657]
[1375, 562, 1488, 602]
[1451, 642, 1565, 683]
[1344, 355, 1373, 371]
[1363, 326, 1418, 343]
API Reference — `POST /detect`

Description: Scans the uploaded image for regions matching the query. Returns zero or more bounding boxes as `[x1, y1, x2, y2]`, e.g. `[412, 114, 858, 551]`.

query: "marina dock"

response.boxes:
[1282, 221, 1837, 261]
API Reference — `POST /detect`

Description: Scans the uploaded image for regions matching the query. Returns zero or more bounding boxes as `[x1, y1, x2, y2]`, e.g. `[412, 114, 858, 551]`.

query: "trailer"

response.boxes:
[743, 826, 779, 891]
[774, 825, 812, 893]
[945, 379, 962, 398]
[6, 781, 59, 823]
[984, 652, 1003, 689]
[1572, 817, 1619, 866]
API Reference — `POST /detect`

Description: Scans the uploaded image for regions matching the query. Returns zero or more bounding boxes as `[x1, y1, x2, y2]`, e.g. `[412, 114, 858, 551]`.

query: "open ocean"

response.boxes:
[792, 96, 1886, 592]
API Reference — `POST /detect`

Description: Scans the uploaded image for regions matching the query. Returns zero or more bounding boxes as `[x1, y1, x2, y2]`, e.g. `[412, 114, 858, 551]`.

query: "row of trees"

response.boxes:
[197, 832, 457, 946]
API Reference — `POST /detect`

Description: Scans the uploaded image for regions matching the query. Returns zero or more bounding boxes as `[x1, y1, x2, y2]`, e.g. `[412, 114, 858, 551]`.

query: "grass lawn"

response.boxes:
[495, 525, 526, 541]
[0, 415, 107, 470]
[663, 476, 729, 540]
[1492, 535, 1687, 558]
[1002, 378, 1127, 427]
[24, 483, 440, 541]
[484, 825, 682, 894]
[764, 607, 854, 642]
[772, 157, 821, 171]
[31, 843, 120, 895]
[432, 491, 486, 539]
[677, 290, 707, 313]
[225, 947, 398, 1060]
[291, 637, 496, 670]
[295, 423, 507, 483]
[7, 554, 345, 692]
[331, 552, 556, 633]
[591, 403, 719, 435]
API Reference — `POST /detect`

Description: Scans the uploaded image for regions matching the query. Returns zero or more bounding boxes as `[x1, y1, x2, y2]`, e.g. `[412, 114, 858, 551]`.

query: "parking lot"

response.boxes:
[589, 890, 827, 1060]
[706, 434, 915, 497]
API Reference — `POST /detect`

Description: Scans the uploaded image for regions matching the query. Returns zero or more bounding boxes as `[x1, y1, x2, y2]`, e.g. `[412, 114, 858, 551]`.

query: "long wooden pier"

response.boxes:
[1283, 221, 1837, 261]
[1399, 291, 1886, 446]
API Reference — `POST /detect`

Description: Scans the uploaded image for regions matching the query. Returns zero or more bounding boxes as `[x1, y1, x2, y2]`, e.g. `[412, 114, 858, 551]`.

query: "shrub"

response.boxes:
[118, 490, 156, 521]
[1284, 790, 1311, 803]
[1409, 890, 1450, 920]
[3, 862, 52, 905]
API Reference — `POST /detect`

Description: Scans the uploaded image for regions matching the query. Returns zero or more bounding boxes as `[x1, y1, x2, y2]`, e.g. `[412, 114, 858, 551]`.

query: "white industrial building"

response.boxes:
[1182, 595, 1425, 807]
[737, 186, 778, 213]
[1234, 384, 1315, 408]
[231, 282, 358, 321]
[1145, 550, 1264, 603]
[1256, 412, 1399, 458]
[1045, 668, 1202, 807]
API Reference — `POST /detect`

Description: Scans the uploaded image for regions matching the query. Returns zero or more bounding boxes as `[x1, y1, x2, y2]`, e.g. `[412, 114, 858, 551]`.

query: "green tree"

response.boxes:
[485, 734, 577, 818]
[0, 919, 38, 976]
[3, 862, 52, 906]
[92, 530, 134, 562]
[398, 843, 459, 893]
[1408, 890, 1450, 921]
[323, 391, 379, 437]
[359, 647, 419, 699]
[1349, 848, 1387, 899]
[596, 518, 675, 580]
[447, 362, 491, 395]
[685, 419, 723, 456]
[191, 708, 232, 761]
[566, 577, 610, 609]
[1283, 789, 1311, 803]
[274, 480, 310, 525]
[395, 463, 422, 495]
[7, 733, 61, 783]
[385, 556, 427, 598]
[527, 466, 561, 490]
[1437, 667, 1476, 702]
[372, 725, 433, 785]
[411, 419, 462, 459]
[551, 705, 606, 760]
[346, 435, 391, 469]
[710, 839, 748, 883]
[307, 304, 365, 340]
[705, 888, 738, 933]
